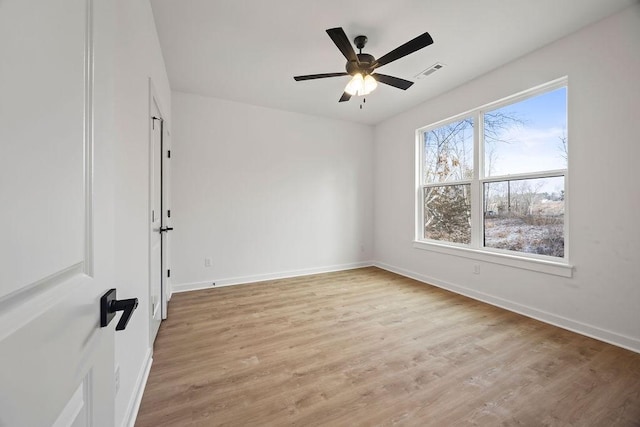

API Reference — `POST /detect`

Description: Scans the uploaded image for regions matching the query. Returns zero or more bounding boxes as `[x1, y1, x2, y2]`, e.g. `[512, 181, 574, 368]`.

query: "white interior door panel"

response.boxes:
[0, 0, 117, 424]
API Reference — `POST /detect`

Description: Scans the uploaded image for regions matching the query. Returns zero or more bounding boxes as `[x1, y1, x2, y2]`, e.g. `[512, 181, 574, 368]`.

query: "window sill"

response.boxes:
[412, 240, 573, 278]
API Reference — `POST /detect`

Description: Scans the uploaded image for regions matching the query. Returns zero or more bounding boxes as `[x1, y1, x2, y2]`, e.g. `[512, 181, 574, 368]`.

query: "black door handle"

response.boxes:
[100, 289, 139, 331]
[159, 226, 174, 233]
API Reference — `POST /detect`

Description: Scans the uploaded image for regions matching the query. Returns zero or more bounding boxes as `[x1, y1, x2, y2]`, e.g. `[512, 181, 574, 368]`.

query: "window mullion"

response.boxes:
[482, 169, 566, 183]
[471, 111, 483, 249]
[423, 180, 472, 188]
[416, 131, 423, 241]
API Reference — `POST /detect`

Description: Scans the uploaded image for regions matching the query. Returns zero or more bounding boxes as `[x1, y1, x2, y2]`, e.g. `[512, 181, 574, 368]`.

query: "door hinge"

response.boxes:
[152, 116, 162, 129]
[167, 269, 171, 278]
[167, 150, 171, 158]
[167, 209, 171, 218]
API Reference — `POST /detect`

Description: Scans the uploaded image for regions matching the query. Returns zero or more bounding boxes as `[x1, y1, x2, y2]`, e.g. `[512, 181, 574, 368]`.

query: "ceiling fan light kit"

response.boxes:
[345, 73, 378, 96]
[363, 74, 377, 94]
[293, 27, 434, 103]
[345, 73, 364, 95]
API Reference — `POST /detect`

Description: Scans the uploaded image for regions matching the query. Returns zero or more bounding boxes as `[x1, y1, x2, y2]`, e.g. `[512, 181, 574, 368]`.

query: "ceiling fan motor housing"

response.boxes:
[346, 53, 375, 75]
[345, 35, 375, 76]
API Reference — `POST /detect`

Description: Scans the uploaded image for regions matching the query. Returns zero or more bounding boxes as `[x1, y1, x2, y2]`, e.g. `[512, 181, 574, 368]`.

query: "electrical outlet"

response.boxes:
[115, 365, 120, 395]
[473, 264, 480, 275]
[204, 258, 212, 267]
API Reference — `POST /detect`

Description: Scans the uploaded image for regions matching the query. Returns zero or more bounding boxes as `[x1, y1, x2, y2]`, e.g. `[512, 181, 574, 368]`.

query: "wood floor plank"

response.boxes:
[136, 267, 640, 426]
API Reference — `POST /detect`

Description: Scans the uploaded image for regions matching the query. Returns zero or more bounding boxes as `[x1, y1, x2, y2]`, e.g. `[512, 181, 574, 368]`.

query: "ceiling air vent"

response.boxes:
[415, 62, 446, 79]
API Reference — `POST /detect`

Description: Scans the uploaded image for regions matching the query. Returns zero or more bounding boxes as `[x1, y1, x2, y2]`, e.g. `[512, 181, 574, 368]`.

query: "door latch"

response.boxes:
[100, 289, 139, 331]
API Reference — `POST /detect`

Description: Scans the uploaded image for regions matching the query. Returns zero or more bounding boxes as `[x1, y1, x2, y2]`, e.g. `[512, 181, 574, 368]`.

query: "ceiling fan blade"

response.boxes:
[373, 31, 433, 69]
[373, 73, 414, 90]
[339, 92, 352, 102]
[326, 27, 359, 63]
[294, 72, 349, 81]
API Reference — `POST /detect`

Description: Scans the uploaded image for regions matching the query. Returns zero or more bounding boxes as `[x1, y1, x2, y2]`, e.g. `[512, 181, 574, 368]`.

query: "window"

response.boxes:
[422, 117, 474, 244]
[416, 79, 568, 269]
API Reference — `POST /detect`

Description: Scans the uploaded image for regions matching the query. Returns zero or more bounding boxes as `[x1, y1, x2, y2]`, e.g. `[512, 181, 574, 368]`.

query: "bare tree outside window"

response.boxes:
[424, 184, 471, 243]
[422, 118, 472, 242]
[423, 118, 473, 183]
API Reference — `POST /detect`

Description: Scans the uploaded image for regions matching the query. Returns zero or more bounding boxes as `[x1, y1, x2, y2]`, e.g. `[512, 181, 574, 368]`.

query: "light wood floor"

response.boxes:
[136, 267, 640, 426]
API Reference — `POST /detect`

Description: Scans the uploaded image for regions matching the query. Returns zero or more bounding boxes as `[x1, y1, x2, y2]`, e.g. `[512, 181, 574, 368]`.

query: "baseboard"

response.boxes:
[172, 261, 374, 293]
[374, 261, 640, 354]
[123, 348, 153, 427]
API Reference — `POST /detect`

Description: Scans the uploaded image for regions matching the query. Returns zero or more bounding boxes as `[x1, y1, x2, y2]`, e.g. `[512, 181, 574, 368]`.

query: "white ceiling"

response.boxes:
[150, 0, 635, 125]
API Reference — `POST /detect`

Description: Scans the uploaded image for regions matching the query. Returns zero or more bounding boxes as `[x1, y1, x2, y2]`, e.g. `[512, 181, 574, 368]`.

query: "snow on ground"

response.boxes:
[484, 216, 564, 257]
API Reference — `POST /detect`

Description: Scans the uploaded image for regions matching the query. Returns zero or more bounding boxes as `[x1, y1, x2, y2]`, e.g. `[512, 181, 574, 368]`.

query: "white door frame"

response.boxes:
[161, 121, 172, 318]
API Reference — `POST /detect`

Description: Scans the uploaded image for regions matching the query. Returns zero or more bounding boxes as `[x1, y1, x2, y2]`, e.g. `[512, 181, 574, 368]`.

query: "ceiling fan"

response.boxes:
[294, 27, 434, 103]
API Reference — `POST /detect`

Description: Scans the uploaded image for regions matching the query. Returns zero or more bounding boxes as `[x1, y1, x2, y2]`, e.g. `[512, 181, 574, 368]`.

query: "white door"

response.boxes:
[0, 0, 116, 425]
[149, 94, 163, 345]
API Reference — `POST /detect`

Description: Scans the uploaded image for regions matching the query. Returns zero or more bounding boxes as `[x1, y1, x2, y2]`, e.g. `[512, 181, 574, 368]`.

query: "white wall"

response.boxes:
[171, 92, 373, 289]
[112, 1, 171, 425]
[373, 5, 640, 352]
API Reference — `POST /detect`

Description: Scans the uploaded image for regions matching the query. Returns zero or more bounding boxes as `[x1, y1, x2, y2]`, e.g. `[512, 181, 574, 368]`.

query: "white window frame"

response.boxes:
[414, 77, 572, 277]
